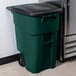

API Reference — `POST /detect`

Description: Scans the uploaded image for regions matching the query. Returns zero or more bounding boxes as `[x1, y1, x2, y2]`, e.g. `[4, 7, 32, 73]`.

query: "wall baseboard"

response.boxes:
[0, 54, 20, 65]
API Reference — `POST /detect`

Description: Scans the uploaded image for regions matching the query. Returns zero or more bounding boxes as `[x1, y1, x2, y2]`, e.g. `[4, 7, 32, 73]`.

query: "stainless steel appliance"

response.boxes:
[62, 0, 76, 61]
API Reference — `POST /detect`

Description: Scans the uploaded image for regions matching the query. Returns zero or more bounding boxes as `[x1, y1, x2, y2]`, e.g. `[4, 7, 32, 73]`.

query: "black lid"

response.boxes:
[7, 3, 61, 16]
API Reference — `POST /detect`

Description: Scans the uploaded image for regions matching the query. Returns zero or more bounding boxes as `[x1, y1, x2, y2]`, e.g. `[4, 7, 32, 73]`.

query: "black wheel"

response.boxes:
[18, 54, 25, 67]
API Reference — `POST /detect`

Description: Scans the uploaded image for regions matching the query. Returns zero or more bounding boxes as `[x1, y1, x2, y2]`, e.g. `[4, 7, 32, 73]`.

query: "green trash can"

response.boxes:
[7, 3, 61, 73]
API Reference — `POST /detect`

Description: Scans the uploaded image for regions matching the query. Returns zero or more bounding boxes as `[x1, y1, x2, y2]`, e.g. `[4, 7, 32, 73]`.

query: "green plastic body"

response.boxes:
[13, 12, 59, 35]
[12, 12, 59, 73]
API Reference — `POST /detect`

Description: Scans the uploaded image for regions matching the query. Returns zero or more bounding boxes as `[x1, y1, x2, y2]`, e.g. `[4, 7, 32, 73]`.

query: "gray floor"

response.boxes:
[0, 60, 76, 76]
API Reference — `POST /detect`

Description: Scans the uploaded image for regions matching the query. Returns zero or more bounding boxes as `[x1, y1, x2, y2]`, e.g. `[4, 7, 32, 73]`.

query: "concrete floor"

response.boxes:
[0, 60, 76, 76]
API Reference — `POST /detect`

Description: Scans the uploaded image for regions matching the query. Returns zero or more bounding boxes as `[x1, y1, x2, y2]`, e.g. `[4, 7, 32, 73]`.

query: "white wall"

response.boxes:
[0, 0, 38, 58]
